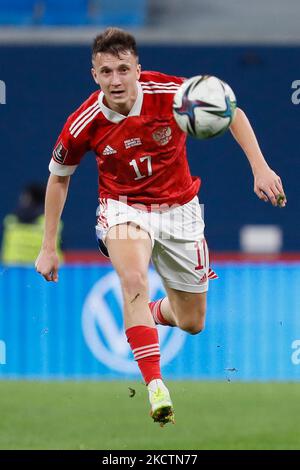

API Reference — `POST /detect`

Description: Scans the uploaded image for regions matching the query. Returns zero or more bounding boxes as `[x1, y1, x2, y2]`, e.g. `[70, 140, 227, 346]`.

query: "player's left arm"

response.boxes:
[229, 107, 287, 207]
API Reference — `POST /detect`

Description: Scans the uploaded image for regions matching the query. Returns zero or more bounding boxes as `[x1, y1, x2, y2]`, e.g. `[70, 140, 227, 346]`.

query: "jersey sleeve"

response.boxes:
[49, 108, 92, 176]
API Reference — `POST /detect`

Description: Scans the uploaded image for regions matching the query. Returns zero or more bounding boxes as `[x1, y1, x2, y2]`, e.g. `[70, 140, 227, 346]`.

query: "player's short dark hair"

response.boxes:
[92, 27, 138, 61]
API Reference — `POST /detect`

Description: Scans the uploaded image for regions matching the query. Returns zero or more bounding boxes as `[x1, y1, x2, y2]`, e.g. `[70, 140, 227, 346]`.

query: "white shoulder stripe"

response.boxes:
[73, 107, 101, 138]
[142, 90, 178, 94]
[70, 104, 100, 136]
[141, 84, 179, 90]
[140, 80, 180, 87]
[69, 100, 98, 133]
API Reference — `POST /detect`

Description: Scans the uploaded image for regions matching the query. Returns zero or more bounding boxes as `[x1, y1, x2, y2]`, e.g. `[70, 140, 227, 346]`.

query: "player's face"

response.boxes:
[92, 51, 141, 115]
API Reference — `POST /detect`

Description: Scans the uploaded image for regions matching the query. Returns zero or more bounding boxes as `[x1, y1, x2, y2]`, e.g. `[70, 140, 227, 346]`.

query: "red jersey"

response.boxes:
[49, 71, 200, 207]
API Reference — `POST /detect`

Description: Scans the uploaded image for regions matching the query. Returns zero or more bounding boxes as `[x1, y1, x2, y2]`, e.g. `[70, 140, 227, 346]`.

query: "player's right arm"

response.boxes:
[35, 93, 96, 281]
[35, 174, 70, 282]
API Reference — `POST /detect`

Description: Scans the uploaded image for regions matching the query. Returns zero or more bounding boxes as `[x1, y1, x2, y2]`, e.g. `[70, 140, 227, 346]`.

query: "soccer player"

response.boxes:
[35, 27, 286, 426]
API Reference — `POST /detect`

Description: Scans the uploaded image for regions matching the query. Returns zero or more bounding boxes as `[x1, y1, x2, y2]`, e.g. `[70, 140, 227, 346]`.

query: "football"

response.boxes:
[173, 75, 237, 139]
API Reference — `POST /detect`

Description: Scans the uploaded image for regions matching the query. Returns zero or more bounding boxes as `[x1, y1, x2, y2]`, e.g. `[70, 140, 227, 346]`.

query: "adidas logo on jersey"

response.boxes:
[103, 145, 117, 155]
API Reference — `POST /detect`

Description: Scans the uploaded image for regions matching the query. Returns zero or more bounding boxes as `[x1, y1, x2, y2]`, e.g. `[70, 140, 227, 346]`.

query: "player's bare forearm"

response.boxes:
[35, 174, 70, 282]
[230, 108, 287, 207]
[230, 108, 267, 173]
[42, 174, 70, 250]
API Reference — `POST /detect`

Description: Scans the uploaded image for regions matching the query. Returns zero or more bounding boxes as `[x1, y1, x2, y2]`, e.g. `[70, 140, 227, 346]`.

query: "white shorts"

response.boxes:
[95, 196, 209, 293]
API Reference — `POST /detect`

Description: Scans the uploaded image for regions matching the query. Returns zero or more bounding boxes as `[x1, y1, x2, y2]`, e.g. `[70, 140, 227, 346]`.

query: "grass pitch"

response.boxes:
[0, 380, 299, 450]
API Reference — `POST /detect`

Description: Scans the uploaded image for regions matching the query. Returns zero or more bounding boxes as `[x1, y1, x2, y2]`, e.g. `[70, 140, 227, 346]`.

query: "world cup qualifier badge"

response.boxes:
[53, 141, 68, 164]
[152, 126, 172, 146]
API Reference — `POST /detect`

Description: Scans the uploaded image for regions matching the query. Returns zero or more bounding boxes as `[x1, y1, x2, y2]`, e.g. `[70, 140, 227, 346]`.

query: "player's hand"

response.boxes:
[35, 249, 59, 282]
[253, 166, 287, 207]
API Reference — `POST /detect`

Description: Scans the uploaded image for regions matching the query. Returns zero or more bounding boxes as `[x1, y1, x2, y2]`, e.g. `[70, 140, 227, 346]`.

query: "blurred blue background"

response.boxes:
[0, 0, 147, 26]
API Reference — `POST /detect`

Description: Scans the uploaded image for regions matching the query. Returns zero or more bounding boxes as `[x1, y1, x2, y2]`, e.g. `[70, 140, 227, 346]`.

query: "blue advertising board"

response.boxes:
[0, 264, 300, 381]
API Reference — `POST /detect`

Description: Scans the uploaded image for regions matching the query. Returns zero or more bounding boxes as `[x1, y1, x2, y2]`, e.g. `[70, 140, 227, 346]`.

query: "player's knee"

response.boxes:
[119, 270, 148, 297]
[180, 318, 205, 335]
[191, 319, 205, 335]
[176, 304, 206, 335]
